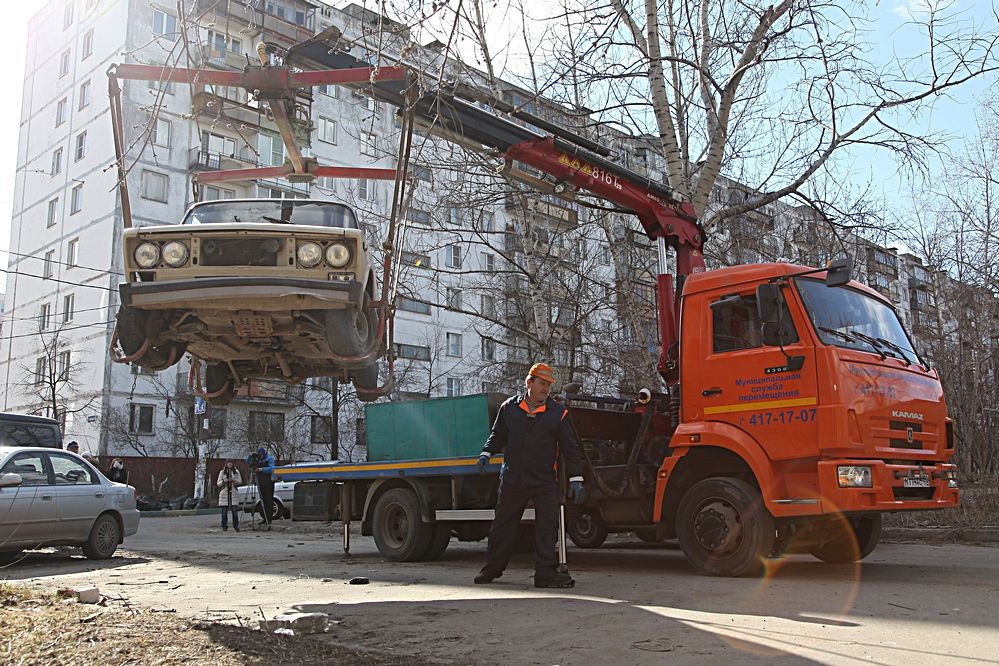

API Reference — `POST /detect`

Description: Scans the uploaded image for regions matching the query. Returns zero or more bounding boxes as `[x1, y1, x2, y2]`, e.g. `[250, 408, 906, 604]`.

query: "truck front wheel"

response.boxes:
[677, 477, 775, 577]
[372, 488, 433, 561]
[809, 513, 882, 564]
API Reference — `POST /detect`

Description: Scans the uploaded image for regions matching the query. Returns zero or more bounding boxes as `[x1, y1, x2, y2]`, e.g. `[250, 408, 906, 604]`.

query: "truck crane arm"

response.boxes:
[292, 43, 706, 383]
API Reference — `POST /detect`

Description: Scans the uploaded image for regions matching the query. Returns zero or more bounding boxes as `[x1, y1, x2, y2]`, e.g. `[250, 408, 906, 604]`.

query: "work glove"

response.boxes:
[568, 480, 586, 505]
[477, 453, 490, 475]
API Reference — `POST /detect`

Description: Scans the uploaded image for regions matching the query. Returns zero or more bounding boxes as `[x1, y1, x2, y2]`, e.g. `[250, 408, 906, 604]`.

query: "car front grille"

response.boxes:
[200, 238, 280, 267]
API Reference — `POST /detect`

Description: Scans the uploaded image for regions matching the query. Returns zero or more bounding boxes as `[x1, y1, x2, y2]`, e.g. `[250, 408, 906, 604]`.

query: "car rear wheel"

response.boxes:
[82, 514, 120, 560]
[567, 512, 608, 548]
[325, 294, 378, 356]
[206, 363, 236, 406]
[116, 307, 186, 372]
[256, 498, 284, 521]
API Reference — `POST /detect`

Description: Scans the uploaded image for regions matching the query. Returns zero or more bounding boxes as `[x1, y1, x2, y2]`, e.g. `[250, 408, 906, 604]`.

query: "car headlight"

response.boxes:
[325, 242, 351, 268]
[837, 465, 872, 488]
[134, 242, 160, 268]
[297, 241, 323, 268]
[161, 241, 189, 267]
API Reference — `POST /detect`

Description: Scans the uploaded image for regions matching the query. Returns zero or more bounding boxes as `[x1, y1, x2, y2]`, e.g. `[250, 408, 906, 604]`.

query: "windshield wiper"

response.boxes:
[846, 330, 890, 360]
[876, 337, 912, 366]
[819, 327, 858, 344]
[261, 215, 292, 225]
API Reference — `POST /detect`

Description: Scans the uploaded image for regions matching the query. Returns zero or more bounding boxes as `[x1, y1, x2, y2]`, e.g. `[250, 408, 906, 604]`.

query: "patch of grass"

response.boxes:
[882, 482, 999, 529]
[0, 584, 423, 665]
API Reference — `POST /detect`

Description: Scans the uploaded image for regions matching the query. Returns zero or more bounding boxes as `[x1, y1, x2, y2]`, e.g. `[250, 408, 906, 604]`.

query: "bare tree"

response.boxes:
[14, 326, 97, 427]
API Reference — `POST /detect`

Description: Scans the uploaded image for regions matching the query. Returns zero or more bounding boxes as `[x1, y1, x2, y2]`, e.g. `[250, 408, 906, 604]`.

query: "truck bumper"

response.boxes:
[119, 277, 363, 310]
[815, 459, 959, 513]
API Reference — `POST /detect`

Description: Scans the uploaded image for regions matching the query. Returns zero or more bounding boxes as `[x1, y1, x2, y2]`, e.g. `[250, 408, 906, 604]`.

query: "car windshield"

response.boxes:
[183, 200, 359, 228]
[795, 277, 920, 363]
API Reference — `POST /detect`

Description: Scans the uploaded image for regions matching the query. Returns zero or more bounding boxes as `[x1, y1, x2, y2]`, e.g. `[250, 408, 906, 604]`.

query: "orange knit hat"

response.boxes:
[528, 362, 556, 384]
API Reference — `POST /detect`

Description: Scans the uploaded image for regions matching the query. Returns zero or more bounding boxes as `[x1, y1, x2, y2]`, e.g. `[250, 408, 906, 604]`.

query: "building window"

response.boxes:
[152, 117, 171, 147]
[39, 303, 52, 331]
[82, 29, 93, 59]
[401, 252, 431, 269]
[141, 171, 169, 202]
[74, 131, 87, 161]
[258, 133, 285, 167]
[47, 198, 59, 227]
[446, 377, 462, 397]
[35, 357, 47, 384]
[317, 83, 338, 97]
[78, 80, 91, 110]
[358, 179, 375, 201]
[129, 403, 154, 434]
[446, 332, 462, 357]
[152, 9, 177, 36]
[446, 287, 462, 309]
[480, 294, 495, 318]
[55, 98, 67, 126]
[408, 209, 430, 227]
[412, 165, 432, 183]
[66, 238, 78, 267]
[310, 416, 333, 444]
[481, 252, 495, 272]
[248, 411, 285, 441]
[70, 184, 83, 214]
[481, 336, 495, 361]
[208, 408, 227, 438]
[62, 293, 75, 323]
[481, 211, 495, 232]
[63, 2, 74, 29]
[360, 132, 377, 156]
[201, 185, 235, 201]
[318, 117, 337, 144]
[393, 343, 431, 361]
[86, 0, 97, 11]
[43, 250, 55, 278]
[202, 131, 236, 157]
[600, 246, 610, 265]
[397, 297, 430, 314]
[57, 350, 71, 380]
[59, 49, 71, 77]
[445, 244, 462, 269]
[51, 148, 63, 176]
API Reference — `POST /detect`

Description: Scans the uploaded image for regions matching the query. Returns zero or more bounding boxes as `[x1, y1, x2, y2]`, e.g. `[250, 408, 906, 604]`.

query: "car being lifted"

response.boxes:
[115, 198, 382, 404]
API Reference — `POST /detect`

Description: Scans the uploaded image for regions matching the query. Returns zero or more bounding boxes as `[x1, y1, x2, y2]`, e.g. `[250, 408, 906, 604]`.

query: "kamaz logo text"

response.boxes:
[892, 410, 924, 421]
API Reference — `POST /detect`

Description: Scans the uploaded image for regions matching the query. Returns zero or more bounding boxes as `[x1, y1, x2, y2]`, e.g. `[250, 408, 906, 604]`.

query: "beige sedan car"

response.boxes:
[115, 199, 381, 404]
[0, 447, 140, 561]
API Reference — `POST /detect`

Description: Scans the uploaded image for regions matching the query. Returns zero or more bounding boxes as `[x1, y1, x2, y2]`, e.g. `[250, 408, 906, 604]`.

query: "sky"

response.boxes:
[0, 0, 994, 296]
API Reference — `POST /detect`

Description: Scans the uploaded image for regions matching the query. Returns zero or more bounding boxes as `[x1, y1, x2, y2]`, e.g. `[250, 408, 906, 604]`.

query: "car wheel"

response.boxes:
[325, 293, 378, 356]
[352, 363, 380, 400]
[677, 477, 774, 577]
[205, 363, 235, 406]
[116, 307, 186, 372]
[82, 514, 120, 560]
[256, 499, 284, 521]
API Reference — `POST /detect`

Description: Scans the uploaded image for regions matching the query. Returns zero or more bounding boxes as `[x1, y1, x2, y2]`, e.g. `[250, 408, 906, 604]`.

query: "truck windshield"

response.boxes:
[795, 277, 919, 363]
[183, 200, 358, 228]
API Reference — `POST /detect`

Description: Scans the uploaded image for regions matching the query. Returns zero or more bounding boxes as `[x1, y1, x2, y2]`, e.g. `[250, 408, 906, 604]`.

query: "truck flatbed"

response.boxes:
[271, 456, 503, 482]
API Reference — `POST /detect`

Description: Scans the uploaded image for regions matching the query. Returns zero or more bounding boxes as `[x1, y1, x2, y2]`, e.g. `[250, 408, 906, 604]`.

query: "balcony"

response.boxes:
[189, 148, 258, 173]
[192, 92, 312, 143]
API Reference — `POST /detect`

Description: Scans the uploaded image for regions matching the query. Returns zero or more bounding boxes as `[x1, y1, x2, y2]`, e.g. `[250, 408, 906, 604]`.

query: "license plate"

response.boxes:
[903, 474, 930, 488]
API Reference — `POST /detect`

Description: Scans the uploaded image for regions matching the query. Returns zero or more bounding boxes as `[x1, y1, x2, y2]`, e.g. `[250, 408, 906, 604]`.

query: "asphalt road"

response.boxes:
[6, 515, 999, 665]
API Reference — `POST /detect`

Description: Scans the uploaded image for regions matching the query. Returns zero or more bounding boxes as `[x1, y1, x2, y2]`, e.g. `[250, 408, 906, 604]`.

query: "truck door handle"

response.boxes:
[702, 387, 723, 397]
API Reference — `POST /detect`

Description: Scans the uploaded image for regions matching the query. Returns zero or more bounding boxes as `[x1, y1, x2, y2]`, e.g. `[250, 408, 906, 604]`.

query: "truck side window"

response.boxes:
[713, 294, 799, 353]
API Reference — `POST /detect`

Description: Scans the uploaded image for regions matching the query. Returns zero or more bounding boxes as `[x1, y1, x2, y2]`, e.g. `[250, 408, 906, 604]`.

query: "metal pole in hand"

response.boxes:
[342, 484, 351, 554]
[557, 455, 568, 573]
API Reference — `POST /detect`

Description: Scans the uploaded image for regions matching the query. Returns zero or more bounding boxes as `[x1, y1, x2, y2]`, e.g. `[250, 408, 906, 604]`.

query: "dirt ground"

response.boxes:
[6, 515, 999, 665]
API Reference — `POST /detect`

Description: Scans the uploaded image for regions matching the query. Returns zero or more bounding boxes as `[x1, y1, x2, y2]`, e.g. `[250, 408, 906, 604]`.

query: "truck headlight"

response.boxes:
[837, 465, 872, 488]
[134, 242, 160, 268]
[297, 241, 323, 268]
[161, 241, 189, 267]
[325, 242, 351, 268]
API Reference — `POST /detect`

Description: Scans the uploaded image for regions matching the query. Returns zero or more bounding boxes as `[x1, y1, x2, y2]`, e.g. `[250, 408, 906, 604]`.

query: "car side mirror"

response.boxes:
[756, 284, 781, 323]
[0, 473, 23, 488]
[825, 257, 853, 287]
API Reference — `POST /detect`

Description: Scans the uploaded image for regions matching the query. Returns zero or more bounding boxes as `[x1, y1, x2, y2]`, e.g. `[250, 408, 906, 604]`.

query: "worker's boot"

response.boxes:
[473, 569, 502, 584]
[534, 570, 575, 588]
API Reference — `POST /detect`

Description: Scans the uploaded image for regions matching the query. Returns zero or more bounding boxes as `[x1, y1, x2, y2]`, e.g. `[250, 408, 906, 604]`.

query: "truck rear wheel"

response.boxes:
[422, 524, 452, 561]
[372, 488, 433, 561]
[677, 477, 774, 577]
[206, 363, 235, 406]
[809, 513, 882, 564]
[567, 512, 607, 548]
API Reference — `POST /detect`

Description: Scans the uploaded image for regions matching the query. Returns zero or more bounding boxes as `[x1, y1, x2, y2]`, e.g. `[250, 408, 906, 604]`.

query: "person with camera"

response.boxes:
[217, 460, 242, 532]
[247, 447, 276, 530]
[106, 458, 129, 485]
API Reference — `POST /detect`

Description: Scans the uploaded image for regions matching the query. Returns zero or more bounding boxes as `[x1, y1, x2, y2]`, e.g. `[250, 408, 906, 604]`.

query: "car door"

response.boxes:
[46, 453, 107, 540]
[0, 451, 58, 548]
